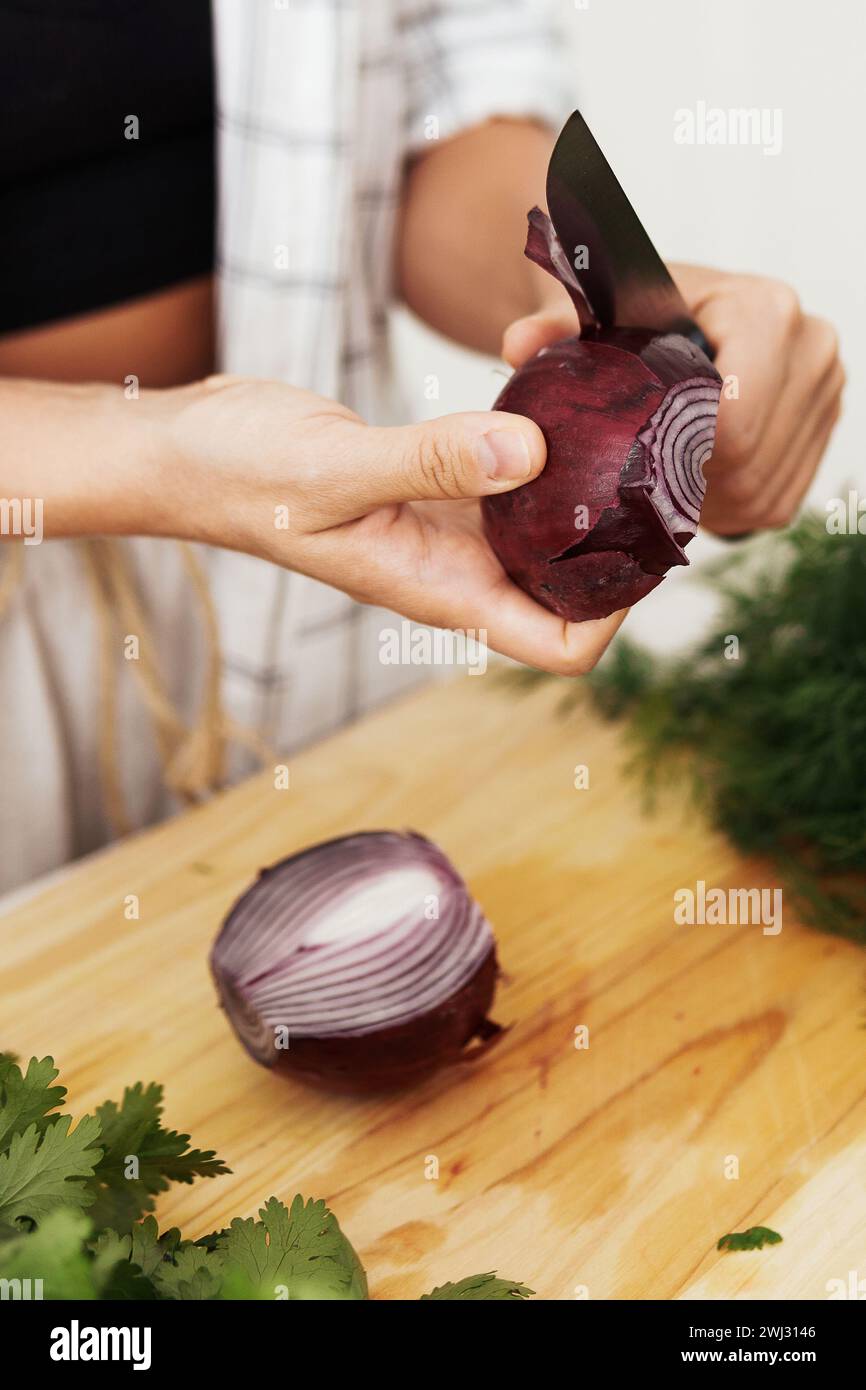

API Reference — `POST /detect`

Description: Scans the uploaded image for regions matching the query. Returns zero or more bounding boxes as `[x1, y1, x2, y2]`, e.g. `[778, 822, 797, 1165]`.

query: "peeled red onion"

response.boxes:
[481, 210, 723, 622]
[210, 832, 502, 1093]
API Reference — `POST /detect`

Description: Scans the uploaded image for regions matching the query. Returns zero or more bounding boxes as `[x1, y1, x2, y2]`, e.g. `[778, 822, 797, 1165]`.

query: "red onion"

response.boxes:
[481, 210, 722, 622]
[210, 832, 502, 1093]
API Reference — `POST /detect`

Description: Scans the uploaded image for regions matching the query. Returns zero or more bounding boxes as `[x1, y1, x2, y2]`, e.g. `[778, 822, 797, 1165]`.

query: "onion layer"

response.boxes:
[210, 831, 502, 1093]
[481, 211, 722, 622]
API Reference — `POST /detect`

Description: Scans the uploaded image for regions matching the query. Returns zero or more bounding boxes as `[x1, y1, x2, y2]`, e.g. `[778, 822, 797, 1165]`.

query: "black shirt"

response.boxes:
[0, 0, 215, 333]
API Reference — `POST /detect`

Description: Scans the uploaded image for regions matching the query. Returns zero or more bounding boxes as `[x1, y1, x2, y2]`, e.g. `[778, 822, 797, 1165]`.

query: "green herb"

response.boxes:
[0, 1056, 229, 1236]
[218, 1195, 369, 1301]
[506, 518, 866, 942]
[0, 1054, 531, 1301]
[421, 1273, 535, 1300]
[0, 1208, 98, 1299]
[87, 1080, 230, 1233]
[717, 1226, 783, 1252]
[0, 1114, 103, 1225]
[0, 1053, 67, 1150]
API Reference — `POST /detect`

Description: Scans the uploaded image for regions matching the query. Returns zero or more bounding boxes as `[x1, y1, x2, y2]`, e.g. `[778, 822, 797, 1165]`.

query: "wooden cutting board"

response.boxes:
[2, 675, 864, 1300]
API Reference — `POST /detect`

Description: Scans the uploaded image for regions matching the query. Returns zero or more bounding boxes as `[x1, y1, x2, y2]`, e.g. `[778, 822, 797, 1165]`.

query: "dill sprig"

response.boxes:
[507, 516, 866, 943]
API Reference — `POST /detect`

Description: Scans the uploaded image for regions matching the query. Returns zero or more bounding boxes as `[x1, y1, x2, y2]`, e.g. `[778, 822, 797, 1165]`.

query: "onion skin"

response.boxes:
[482, 212, 722, 622]
[211, 831, 503, 1095]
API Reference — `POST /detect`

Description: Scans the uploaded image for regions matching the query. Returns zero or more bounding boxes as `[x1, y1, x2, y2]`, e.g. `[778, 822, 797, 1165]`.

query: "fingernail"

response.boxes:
[478, 429, 533, 481]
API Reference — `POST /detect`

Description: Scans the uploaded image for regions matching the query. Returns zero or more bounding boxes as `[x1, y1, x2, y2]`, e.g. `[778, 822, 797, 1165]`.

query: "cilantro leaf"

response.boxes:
[87, 1227, 156, 1299]
[85, 1215, 187, 1299]
[717, 1226, 783, 1252]
[0, 1056, 67, 1154]
[420, 1272, 534, 1300]
[130, 1214, 183, 1278]
[0, 1053, 525, 1303]
[101, 1259, 160, 1300]
[193, 1227, 231, 1252]
[85, 1081, 230, 1233]
[0, 1206, 97, 1299]
[94, 1082, 163, 1155]
[135, 1121, 230, 1188]
[0, 1051, 20, 1083]
[0, 1115, 102, 1226]
[220, 1195, 368, 1300]
[153, 1244, 226, 1301]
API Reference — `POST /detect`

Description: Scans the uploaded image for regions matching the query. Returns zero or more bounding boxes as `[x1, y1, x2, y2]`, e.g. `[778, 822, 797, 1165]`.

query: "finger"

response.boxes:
[702, 279, 802, 472]
[704, 345, 843, 532]
[502, 306, 577, 369]
[703, 384, 840, 535]
[337, 521, 630, 675]
[483, 589, 629, 676]
[702, 313, 834, 523]
[388, 567, 629, 676]
[702, 384, 826, 535]
[303, 410, 547, 525]
[749, 356, 845, 521]
[757, 389, 844, 529]
[462, 583, 628, 676]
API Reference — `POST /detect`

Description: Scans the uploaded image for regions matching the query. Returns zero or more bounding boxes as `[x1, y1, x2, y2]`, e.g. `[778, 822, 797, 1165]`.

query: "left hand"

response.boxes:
[166, 375, 628, 677]
[503, 265, 845, 535]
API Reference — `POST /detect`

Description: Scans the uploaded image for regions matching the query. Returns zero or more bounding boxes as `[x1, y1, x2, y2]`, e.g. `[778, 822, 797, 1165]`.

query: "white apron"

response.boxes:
[0, 0, 567, 894]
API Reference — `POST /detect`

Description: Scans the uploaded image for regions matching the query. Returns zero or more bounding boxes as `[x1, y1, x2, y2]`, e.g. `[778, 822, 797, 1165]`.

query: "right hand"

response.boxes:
[162, 374, 627, 675]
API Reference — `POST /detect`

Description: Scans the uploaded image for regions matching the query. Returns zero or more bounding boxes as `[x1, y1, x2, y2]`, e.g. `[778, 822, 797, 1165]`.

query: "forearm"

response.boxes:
[398, 119, 569, 356]
[0, 377, 191, 542]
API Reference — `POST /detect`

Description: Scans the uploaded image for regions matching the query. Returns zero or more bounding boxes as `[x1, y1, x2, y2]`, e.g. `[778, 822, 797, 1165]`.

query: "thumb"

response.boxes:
[330, 410, 546, 518]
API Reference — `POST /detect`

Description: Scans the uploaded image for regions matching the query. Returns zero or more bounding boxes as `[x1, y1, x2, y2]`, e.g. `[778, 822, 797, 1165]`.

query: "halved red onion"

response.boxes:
[638, 380, 720, 534]
[481, 210, 723, 622]
[210, 832, 502, 1093]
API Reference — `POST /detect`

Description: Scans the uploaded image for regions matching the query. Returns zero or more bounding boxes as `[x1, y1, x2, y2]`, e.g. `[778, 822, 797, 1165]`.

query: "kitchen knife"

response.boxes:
[546, 112, 752, 537]
[546, 111, 714, 358]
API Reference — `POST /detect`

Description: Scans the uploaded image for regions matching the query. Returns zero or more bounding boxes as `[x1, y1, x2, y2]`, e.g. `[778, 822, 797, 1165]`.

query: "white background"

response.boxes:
[392, 0, 865, 650]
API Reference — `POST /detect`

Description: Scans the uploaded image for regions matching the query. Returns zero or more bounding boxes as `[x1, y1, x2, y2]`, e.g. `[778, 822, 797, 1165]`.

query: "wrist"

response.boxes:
[134, 381, 206, 542]
[153, 374, 270, 552]
[59, 380, 204, 543]
[137, 377, 245, 546]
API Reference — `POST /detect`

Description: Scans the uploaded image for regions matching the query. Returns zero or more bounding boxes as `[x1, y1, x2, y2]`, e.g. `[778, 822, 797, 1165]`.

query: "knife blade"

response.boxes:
[546, 111, 713, 358]
[546, 113, 753, 537]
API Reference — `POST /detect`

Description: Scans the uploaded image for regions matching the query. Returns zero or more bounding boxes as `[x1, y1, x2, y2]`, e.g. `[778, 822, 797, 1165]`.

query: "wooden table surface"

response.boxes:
[2, 675, 864, 1300]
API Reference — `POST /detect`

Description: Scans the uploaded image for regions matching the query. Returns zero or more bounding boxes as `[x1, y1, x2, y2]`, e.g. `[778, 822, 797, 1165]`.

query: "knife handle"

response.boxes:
[684, 323, 715, 361]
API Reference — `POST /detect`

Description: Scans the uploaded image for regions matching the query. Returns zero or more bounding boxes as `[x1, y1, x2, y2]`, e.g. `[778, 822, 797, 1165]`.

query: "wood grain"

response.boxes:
[2, 675, 864, 1300]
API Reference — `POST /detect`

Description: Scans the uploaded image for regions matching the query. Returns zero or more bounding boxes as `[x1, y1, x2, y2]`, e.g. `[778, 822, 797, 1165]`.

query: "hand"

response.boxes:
[165, 375, 627, 675]
[504, 267, 845, 535]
